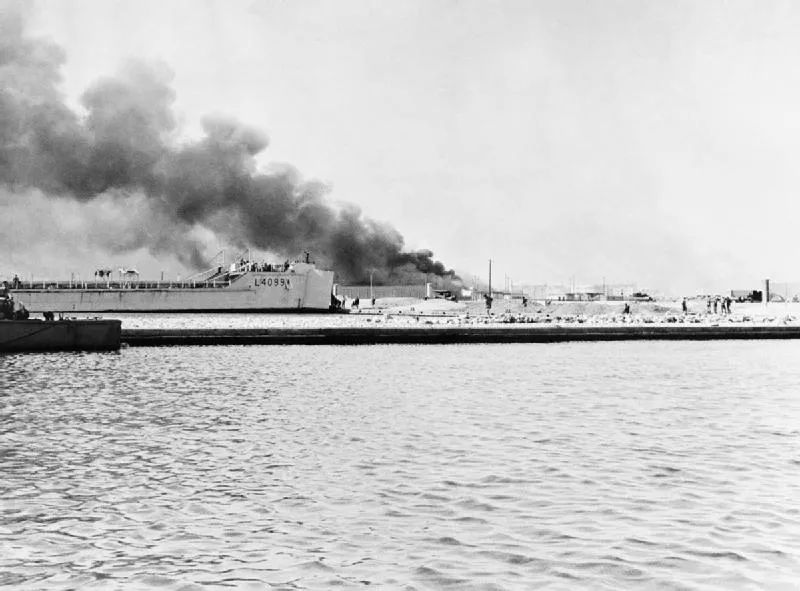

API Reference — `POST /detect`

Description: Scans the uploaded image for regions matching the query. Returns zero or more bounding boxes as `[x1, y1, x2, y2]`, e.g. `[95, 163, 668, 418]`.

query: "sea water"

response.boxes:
[1, 341, 799, 589]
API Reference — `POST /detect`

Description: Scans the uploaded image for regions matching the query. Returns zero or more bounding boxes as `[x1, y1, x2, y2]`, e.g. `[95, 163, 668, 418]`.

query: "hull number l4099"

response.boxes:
[256, 277, 291, 288]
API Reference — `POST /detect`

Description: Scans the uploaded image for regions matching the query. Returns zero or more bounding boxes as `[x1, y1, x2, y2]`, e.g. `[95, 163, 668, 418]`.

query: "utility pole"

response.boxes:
[488, 259, 492, 296]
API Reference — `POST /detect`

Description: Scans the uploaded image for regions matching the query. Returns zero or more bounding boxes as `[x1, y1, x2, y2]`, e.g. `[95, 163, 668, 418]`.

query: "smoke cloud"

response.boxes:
[0, 7, 458, 285]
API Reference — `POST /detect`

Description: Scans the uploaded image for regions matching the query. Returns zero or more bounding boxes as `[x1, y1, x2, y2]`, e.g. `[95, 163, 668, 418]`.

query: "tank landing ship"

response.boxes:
[10, 254, 336, 313]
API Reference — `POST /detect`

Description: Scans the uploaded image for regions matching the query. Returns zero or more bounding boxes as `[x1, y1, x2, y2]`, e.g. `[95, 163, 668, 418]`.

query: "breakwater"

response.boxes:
[121, 324, 800, 346]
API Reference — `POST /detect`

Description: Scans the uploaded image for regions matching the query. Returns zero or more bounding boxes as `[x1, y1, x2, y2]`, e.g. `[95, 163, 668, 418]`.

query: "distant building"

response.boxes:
[523, 283, 638, 301]
[335, 284, 427, 299]
[730, 289, 762, 303]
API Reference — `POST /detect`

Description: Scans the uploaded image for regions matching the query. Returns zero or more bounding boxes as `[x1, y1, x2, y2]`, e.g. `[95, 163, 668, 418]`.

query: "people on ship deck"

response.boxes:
[0, 295, 29, 320]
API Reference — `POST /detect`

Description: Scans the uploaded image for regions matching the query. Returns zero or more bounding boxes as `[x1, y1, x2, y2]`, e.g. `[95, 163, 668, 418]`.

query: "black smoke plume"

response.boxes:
[0, 7, 458, 285]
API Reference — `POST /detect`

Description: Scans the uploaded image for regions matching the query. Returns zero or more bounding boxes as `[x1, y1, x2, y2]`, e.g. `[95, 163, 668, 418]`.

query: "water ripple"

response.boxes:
[2, 341, 800, 588]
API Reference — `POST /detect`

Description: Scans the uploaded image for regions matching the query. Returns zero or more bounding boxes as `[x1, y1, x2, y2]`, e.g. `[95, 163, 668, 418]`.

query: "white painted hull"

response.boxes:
[13, 267, 335, 313]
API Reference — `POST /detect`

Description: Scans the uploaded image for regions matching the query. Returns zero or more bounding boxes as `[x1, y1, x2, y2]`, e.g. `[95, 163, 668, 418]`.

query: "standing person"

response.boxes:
[484, 293, 493, 314]
[713, 298, 718, 314]
[0, 294, 11, 319]
[681, 297, 688, 314]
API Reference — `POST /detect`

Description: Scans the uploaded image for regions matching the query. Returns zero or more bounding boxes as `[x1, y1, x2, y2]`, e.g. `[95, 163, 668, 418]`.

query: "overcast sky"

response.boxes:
[9, 0, 800, 292]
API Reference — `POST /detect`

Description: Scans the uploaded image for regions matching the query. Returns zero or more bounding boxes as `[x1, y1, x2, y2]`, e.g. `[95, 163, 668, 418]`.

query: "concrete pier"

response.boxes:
[121, 325, 800, 347]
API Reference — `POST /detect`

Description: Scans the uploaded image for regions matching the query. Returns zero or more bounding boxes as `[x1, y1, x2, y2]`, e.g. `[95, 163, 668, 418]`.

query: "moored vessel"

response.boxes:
[0, 293, 121, 352]
[0, 318, 122, 352]
[8, 253, 336, 313]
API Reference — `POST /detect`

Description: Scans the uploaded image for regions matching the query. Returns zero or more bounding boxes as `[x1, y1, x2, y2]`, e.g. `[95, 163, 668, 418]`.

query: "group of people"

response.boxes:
[0, 292, 29, 320]
[707, 295, 733, 315]
[679, 296, 734, 315]
[236, 252, 312, 274]
[236, 261, 291, 273]
[330, 295, 379, 311]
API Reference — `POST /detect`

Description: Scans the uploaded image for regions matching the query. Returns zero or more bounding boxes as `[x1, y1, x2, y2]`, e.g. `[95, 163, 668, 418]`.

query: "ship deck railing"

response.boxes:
[14, 280, 234, 291]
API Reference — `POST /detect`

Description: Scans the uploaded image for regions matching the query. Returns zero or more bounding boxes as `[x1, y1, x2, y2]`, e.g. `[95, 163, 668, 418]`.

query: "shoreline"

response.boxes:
[43, 297, 800, 345]
[121, 324, 800, 346]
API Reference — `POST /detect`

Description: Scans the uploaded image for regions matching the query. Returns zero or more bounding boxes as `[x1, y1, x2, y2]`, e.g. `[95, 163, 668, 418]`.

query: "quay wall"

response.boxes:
[121, 325, 800, 347]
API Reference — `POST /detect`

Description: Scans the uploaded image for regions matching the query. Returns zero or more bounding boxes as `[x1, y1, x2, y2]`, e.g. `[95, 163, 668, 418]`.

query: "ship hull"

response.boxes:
[0, 319, 122, 352]
[12, 268, 336, 313]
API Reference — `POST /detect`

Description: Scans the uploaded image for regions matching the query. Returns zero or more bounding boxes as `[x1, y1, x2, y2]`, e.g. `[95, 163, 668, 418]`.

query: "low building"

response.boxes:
[730, 289, 762, 303]
[334, 284, 427, 299]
